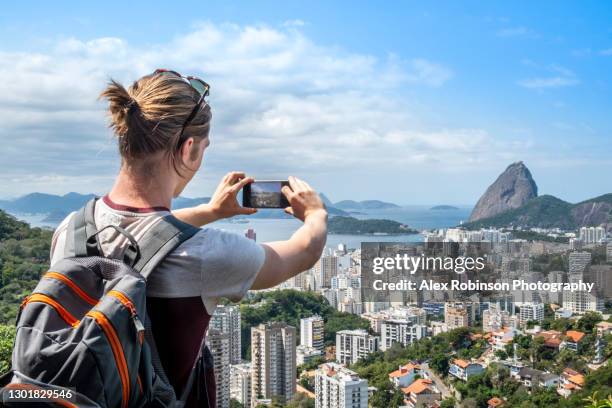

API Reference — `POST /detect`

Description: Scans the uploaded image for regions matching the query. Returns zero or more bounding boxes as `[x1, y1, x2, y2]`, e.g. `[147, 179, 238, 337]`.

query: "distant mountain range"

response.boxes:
[0, 191, 374, 222]
[463, 162, 611, 229]
[333, 199, 400, 210]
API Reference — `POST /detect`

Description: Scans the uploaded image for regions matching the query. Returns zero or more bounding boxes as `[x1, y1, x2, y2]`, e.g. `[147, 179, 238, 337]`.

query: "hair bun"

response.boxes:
[126, 99, 139, 114]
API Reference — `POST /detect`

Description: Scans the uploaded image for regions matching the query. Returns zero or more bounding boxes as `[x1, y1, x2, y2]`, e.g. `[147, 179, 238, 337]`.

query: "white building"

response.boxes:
[301, 315, 325, 352]
[297, 345, 323, 366]
[579, 226, 605, 244]
[315, 363, 368, 408]
[210, 304, 242, 364]
[563, 290, 603, 314]
[518, 303, 544, 326]
[482, 306, 512, 332]
[251, 322, 297, 405]
[230, 363, 252, 407]
[362, 306, 426, 334]
[380, 320, 427, 350]
[336, 329, 379, 366]
[206, 329, 231, 408]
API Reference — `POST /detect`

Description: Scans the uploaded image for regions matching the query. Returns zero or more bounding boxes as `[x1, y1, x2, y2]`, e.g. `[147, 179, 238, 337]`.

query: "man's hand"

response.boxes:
[207, 171, 257, 219]
[172, 171, 256, 227]
[281, 176, 327, 222]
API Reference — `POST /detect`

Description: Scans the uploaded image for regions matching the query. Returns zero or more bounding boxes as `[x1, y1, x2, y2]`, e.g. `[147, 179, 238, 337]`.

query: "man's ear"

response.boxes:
[181, 137, 196, 163]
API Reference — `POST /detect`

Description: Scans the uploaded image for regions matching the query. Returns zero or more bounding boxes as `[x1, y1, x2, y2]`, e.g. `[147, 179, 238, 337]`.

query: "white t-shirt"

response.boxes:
[50, 197, 266, 314]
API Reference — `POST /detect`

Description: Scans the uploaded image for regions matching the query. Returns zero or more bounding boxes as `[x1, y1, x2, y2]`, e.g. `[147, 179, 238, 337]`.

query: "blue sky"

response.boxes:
[0, 1, 610, 204]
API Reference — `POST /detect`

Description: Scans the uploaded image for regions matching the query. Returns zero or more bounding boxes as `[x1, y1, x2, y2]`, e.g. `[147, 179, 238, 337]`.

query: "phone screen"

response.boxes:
[243, 181, 290, 208]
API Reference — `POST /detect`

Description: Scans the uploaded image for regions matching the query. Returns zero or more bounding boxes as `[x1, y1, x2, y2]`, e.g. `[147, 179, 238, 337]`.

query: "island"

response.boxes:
[328, 216, 418, 235]
[333, 199, 400, 210]
[430, 205, 459, 210]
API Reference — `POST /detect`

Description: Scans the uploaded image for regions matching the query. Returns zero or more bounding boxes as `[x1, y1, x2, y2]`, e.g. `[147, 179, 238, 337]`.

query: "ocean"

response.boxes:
[14, 205, 472, 251]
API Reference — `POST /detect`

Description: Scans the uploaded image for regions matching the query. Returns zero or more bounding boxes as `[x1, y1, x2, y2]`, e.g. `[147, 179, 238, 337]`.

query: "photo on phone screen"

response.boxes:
[243, 180, 290, 208]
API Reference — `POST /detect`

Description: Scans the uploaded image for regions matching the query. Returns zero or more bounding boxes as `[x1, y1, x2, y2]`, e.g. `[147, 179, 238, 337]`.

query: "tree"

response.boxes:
[286, 393, 315, 408]
[577, 312, 602, 333]
[429, 353, 449, 376]
[495, 349, 508, 360]
[0, 325, 15, 374]
[230, 399, 244, 408]
[439, 398, 456, 408]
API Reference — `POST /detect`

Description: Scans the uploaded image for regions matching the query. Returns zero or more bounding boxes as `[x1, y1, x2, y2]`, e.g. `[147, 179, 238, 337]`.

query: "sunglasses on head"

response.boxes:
[154, 69, 210, 139]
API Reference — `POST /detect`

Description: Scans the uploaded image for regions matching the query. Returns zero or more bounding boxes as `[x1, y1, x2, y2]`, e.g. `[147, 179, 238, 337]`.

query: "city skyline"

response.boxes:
[0, 2, 611, 204]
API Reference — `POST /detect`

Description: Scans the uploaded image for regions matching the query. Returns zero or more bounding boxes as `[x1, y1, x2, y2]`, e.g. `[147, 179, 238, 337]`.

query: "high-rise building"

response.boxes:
[444, 302, 474, 329]
[380, 319, 427, 350]
[563, 290, 604, 314]
[251, 322, 297, 404]
[579, 227, 605, 244]
[301, 315, 325, 352]
[315, 255, 339, 289]
[607, 242, 612, 263]
[292, 270, 313, 291]
[482, 306, 512, 332]
[335, 329, 378, 366]
[206, 329, 231, 408]
[230, 363, 252, 407]
[518, 303, 544, 326]
[569, 251, 592, 274]
[210, 304, 242, 364]
[244, 228, 257, 241]
[315, 363, 368, 408]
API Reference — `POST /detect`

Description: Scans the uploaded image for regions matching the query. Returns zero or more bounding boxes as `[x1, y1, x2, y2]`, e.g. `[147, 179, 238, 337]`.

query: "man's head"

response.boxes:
[100, 70, 212, 196]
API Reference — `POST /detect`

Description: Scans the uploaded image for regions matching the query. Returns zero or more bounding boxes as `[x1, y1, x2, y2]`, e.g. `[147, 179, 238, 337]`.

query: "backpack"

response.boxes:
[2, 199, 204, 407]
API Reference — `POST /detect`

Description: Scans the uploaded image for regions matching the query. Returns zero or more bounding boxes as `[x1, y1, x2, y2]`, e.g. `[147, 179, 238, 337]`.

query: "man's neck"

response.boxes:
[107, 166, 175, 210]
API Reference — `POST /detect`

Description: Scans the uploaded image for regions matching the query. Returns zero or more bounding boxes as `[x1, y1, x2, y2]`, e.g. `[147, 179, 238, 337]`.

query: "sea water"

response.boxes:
[16, 206, 471, 251]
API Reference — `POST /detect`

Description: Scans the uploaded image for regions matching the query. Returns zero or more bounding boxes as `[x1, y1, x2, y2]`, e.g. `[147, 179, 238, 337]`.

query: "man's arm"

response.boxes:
[172, 172, 256, 227]
[251, 177, 328, 290]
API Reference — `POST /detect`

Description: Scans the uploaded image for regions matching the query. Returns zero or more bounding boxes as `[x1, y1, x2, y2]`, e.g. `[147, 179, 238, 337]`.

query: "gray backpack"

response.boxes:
[4, 199, 200, 407]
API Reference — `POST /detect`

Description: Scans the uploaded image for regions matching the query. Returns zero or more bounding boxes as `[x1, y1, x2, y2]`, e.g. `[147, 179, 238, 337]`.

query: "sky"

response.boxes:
[0, 1, 611, 205]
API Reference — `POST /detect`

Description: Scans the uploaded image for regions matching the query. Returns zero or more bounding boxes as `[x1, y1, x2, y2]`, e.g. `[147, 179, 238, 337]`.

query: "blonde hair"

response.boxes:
[100, 72, 212, 172]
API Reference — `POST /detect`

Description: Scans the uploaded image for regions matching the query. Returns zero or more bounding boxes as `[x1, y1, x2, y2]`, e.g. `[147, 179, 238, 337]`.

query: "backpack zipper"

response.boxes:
[43, 272, 98, 306]
[21, 294, 80, 327]
[107, 290, 145, 345]
[86, 310, 130, 408]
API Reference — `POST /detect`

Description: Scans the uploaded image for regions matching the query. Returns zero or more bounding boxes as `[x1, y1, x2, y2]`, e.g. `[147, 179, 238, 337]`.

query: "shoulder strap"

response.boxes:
[132, 214, 200, 279]
[65, 198, 141, 266]
[65, 198, 99, 259]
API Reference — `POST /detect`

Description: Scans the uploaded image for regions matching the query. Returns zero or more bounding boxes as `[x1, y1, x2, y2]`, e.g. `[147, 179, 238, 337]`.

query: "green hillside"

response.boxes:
[239, 290, 369, 359]
[0, 210, 53, 372]
[328, 216, 418, 234]
[464, 193, 612, 230]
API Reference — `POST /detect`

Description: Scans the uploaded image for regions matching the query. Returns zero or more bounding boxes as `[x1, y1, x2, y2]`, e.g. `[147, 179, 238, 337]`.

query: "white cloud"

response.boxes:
[0, 21, 541, 201]
[517, 76, 580, 89]
[517, 64, 580, 89]
[496, 26, 533, 38]
[600, 48, 612, 56]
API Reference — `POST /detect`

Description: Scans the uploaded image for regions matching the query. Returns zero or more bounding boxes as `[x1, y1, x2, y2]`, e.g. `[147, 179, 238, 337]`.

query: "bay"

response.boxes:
[14, 205, 472, 251]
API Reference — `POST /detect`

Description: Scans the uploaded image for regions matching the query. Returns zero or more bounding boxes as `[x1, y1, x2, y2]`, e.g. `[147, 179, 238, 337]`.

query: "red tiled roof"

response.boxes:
[401, 379, 433, 395]
[389, 363, 420, 378]
[452, 359, 470, 369]
[488, 397, 504, 407]
[564, 330, 585, 343]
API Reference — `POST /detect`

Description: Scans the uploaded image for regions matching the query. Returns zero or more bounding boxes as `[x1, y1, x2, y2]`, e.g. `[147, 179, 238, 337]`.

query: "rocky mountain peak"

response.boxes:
[469, 161, 538, 222]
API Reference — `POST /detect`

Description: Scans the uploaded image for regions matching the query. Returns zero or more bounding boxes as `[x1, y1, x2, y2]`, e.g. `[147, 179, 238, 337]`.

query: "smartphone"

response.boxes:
[243, 180, 290, 209]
